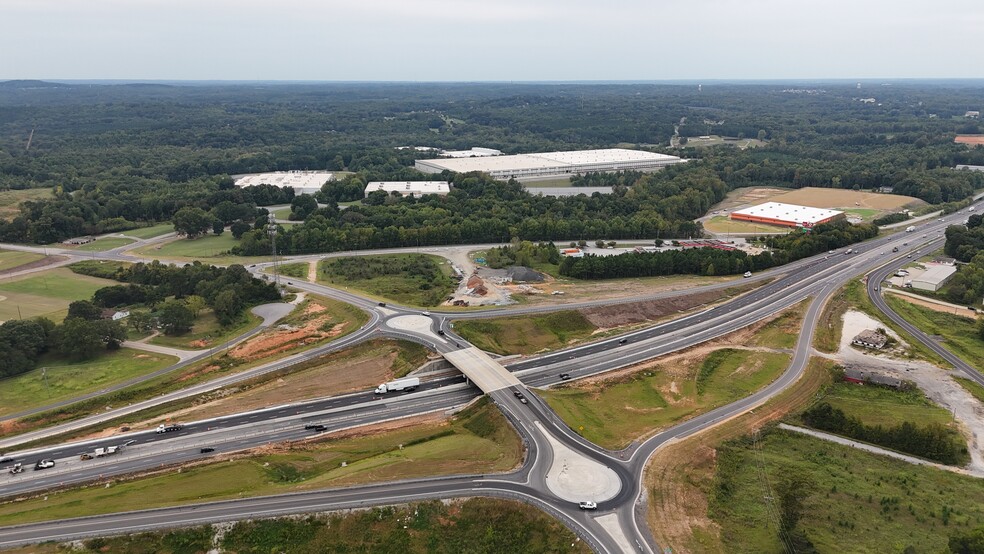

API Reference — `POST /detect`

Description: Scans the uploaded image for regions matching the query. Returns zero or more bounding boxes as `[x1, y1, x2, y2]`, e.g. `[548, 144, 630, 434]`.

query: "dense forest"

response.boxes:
[1, 80, 983, 248]
[943, 213, 984, 313]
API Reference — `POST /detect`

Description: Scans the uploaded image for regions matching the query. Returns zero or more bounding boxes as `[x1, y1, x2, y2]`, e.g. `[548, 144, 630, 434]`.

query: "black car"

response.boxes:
[513, 390, 523, 398]
[311, 424, 327, 432]
[0, 456, 14, 464]
[200, 447, 215, 453]
[618, 338, 628, 345]
[559, 373, 572, 380]
[437, 329, 445, 335]
[378, 302, 386, 307]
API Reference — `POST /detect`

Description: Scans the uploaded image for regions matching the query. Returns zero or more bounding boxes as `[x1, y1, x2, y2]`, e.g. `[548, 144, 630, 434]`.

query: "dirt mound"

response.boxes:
[506, 266, 544, 282]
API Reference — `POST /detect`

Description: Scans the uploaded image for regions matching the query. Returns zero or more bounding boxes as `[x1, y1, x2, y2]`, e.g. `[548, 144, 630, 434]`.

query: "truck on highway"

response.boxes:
[905, 225, 916, 232]
[156, 423, 182, 434]
[374, 377, 420, 394]
[94, 446, 120, 458]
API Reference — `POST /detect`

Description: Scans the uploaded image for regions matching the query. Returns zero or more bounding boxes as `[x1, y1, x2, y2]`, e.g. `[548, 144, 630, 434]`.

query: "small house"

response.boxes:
[852, 329, 888, 349]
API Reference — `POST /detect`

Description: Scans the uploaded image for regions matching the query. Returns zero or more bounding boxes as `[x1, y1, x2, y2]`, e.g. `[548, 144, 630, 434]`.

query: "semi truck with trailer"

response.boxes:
[156, 423, 182, 434]
[374, 377, 420, 394]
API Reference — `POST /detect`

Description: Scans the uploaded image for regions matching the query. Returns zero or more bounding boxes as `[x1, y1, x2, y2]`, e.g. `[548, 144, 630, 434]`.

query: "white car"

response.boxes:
[422, 311, 431, 317]
[578, 501, 598, 510]
[34, 459, 55, 470]
[743, 271, 752, 278]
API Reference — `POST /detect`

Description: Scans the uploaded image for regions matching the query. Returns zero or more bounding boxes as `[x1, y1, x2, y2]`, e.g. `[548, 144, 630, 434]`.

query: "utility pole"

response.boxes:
[267, 223, 280, 290]
[41, 367, 51, 397]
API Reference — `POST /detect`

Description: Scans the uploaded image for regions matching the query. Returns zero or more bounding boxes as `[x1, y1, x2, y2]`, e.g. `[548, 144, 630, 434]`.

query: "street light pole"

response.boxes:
[41, 367, 51, 397]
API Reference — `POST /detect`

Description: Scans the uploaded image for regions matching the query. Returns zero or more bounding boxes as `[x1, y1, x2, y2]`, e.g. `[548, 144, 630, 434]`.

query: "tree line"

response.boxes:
[559, 221, 878, 279]
[802, 402, 965, 465]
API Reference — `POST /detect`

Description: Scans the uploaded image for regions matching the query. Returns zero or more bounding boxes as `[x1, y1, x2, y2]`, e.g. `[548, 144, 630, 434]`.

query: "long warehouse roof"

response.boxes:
[416, 148, 681, 173]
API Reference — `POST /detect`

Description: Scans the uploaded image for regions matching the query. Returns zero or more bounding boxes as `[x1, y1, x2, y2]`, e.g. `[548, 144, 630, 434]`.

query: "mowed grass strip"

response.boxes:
[455, 311, 597, 355]
[0, 250, 45, 273]
[0, 399, 521, 525]
[0, 349, 177, 417]
[884, 294, 984, 369]
[542, 349, 790, 449]
[121, 223, 174, 239]
[71, 237, 135, 251]
[710, 428, 984, 553]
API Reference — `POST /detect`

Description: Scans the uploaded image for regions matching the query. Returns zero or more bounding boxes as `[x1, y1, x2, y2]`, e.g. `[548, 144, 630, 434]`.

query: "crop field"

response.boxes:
[772, 187, 923, 211]
[0, 268, 116, 321]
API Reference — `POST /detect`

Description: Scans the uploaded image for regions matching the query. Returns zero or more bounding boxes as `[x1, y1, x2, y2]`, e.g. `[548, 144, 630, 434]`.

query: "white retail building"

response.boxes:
[365, 181, 452, 198]
[414, 148, 685, 180]
[910, 265, 957, 292]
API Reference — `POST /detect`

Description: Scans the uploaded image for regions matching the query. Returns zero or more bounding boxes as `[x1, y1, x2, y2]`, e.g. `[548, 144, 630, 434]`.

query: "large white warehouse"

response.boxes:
[365, 181, 451, 198]
[414, 148, 685, 180]
[234, 171, 334, 195]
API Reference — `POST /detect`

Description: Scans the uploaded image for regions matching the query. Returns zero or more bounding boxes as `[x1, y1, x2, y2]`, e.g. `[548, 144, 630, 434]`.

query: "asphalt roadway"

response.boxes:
[2, 203, 983, 552]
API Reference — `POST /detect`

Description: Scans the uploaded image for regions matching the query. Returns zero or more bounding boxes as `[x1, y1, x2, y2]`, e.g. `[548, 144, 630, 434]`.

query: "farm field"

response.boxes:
[0, 399, 521, 525]
[0, 349, 177, 417]
[0, 267, 117, 321]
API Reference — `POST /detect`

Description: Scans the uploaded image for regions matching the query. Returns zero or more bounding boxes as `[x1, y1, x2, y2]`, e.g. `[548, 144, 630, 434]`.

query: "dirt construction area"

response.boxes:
[832, 309, 984, 474]
[712, 186, 924, 213]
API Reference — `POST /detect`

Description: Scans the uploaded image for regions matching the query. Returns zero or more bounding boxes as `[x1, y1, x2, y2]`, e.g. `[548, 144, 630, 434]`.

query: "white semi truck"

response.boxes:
[374, 377, 420, 394]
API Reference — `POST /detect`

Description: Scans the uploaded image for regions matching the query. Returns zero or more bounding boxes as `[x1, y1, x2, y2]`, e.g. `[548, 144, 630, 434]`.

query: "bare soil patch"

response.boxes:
[580, 283, 755, 328]
[773, 187, 923, 210]
[229, 302, 347, 362]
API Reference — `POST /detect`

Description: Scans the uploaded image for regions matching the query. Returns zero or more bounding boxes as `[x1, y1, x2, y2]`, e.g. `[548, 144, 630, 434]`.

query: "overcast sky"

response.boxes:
[2, 0, 983, 81]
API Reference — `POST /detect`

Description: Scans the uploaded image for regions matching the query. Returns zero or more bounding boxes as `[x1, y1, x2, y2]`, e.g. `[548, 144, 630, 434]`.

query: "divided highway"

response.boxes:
[2, 202, 981, 552]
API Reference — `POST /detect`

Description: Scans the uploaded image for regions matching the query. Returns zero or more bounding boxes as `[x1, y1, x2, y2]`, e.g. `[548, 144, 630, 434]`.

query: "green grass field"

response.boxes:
[122, 223, 174, 239]
[0, 349, 177, 417]
[710, 428, 984, 553]
[318, 254, 455, 307]
[817, 381, 956, 429]
[0, 250, 45, 273]
[884, 295, 984, 369]
[842, 207, 881, 221]
[455, 311, 597, 355]
[271, 206, 292, 219]
[148, 310, 261, 349]
[277, 262, 309, 279]
[0, 268, 117, 321]
[0, 188, 52, 219]
[72, 237, 135, 252]
[542, 349, 790, 449]
[955, 377, 984, 403]
[0, 399, 521, 525]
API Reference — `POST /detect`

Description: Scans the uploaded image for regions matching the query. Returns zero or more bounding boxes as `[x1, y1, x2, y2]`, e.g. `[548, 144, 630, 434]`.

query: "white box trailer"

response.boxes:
[374, 377, 420, 394]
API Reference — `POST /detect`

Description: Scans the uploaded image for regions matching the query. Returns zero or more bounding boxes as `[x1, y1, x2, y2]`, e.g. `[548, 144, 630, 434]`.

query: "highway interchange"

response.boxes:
[1, 202, 982, 552]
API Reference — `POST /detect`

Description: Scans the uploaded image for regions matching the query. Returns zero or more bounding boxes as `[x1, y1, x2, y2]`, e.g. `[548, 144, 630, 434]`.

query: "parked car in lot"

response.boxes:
[34, 459, 55, 470]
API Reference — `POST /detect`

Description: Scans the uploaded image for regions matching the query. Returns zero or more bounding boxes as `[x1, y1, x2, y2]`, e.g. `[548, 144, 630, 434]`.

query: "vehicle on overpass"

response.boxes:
[374, 377, 420, 394]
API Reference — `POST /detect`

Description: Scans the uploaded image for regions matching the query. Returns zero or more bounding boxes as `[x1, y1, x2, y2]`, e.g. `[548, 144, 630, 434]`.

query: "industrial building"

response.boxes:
[730, 202, 846, 229]
[439, 147, 503, 158]
[365, 181, 451, 198]
[414, 148, 685, 180]
[910, 265, 957, 292]
[234, 171, 334, 195]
